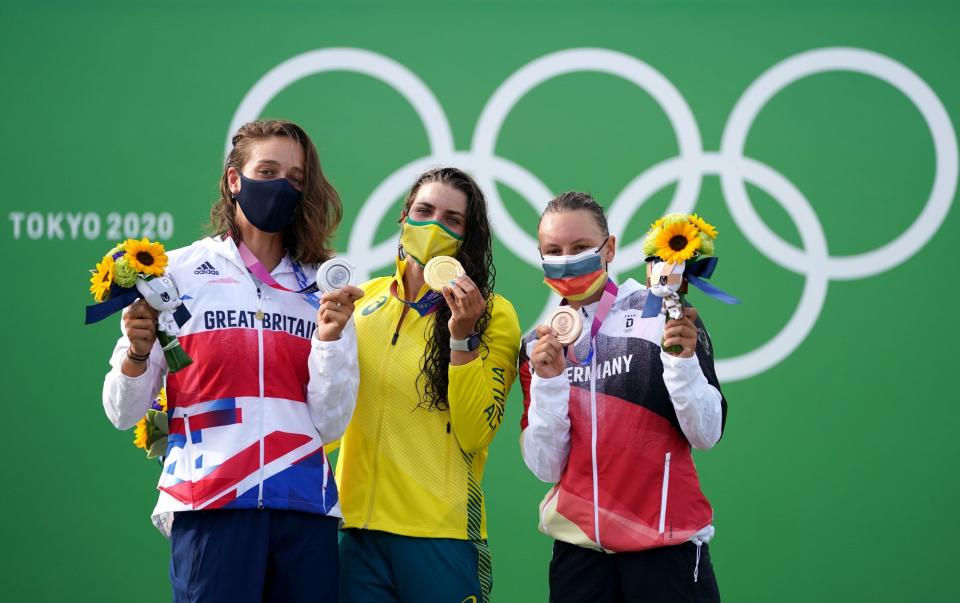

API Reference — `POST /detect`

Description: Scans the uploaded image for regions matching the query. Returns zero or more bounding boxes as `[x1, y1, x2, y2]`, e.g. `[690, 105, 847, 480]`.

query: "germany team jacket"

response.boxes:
[519, 279, 728, 552]
[102, 236, 358, 536]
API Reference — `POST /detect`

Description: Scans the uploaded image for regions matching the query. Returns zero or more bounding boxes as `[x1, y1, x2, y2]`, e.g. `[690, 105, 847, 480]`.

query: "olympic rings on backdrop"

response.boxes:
[227, 47, 956, 381]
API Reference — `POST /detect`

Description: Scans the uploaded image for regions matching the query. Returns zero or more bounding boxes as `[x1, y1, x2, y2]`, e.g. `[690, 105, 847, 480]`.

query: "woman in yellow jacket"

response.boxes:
[337, 167, 521, 603]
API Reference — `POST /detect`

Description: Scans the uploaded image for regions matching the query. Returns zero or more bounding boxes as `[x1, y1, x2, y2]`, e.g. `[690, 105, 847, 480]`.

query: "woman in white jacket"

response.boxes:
[102, 120, 361, 603]
[519, 191, 726, 602]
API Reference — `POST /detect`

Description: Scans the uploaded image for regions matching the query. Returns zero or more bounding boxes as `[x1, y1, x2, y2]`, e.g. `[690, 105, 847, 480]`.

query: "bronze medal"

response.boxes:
[550, 306, 582, 346]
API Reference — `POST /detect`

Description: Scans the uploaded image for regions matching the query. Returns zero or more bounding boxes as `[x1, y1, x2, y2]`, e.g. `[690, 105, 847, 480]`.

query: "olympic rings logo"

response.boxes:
[227, 47, 957, 382]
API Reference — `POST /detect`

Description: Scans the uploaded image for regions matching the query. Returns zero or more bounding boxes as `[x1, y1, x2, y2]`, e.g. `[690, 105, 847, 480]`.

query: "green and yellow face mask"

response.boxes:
[399, 218, 464, 265]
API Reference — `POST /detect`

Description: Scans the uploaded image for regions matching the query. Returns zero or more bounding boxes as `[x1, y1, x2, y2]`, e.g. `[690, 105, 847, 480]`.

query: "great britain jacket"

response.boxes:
[103, 236, 358, 536]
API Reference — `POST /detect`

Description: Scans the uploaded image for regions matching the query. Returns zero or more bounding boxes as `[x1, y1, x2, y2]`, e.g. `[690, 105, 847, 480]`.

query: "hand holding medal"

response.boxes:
[531, 321, 569, 379]
[425, 256, 486, 341]
[549, 306, 582, 346]
[529, 306, 583, 378]
[315, 257, 363, 342]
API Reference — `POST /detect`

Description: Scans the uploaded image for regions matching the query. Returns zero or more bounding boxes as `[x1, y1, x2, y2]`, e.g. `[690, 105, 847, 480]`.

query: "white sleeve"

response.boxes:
[102, 312, 166, 431]
[661, 352, 723, 450]
[521, 373, 572, 483]
[306, 319, 359, 444]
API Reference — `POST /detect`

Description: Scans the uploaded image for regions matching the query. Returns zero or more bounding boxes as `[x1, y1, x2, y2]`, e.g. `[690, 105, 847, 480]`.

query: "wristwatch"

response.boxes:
[450, 332, 481, 352]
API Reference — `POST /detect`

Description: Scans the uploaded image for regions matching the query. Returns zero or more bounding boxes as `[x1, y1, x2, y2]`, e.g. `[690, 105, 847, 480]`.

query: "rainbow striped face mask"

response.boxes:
[541, 241, 609, 301]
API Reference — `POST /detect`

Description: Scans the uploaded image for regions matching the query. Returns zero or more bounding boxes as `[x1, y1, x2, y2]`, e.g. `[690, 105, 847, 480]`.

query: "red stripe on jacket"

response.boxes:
[167, 329, 311, 407]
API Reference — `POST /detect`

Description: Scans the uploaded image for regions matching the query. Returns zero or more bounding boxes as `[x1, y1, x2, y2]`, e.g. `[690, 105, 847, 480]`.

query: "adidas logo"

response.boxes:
[194, 261, 220, 275]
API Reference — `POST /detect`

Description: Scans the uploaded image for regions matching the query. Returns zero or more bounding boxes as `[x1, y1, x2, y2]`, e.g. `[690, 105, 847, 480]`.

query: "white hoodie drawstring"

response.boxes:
[693, 539, 702, 583]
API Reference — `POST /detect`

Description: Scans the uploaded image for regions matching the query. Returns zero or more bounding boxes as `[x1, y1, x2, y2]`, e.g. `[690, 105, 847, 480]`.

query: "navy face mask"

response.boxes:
[234, 173, 302, 233]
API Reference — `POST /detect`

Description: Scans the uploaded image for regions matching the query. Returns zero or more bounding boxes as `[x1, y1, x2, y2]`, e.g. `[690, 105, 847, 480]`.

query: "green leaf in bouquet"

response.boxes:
[146, 436, 168, 460]
[144, 409, 169, 460]
[151, 408, 169, 433]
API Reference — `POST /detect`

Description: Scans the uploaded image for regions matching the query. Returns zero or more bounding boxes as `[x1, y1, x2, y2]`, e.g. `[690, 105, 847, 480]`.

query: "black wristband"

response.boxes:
[127, 348, 150, 364]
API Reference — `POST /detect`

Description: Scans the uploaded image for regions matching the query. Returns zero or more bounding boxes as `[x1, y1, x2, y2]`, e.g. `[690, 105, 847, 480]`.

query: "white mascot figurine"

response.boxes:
[641, 212, 740, 353]
[648, 260, 685, 321]
[135, 274, 193, 371]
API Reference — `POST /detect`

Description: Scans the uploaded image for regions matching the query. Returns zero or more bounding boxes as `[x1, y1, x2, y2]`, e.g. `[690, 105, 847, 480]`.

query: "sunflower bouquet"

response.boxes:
[86, 238, 193, 372]
[644, 213, 718, 265]
[134, 388, 169, 459]
[641, 213, 738, 352]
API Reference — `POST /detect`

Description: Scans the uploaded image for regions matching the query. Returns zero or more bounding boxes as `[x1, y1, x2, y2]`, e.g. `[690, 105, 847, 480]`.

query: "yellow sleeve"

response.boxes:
[447, 295, 522, 454]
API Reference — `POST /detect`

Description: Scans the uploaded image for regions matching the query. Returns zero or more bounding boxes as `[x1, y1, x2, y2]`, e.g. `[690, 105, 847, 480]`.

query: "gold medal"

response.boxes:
[423, 256, 465, 291]
[549, 306, 582, 346]
[255, 310, 265, 321]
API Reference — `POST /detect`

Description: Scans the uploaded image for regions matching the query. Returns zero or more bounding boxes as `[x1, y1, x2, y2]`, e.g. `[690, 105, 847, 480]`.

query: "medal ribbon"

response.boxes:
[389, 280, 444, 317]
[292, 261, 321, 309]
[236, 240, 320, 295]
[564, 278, 618, 365]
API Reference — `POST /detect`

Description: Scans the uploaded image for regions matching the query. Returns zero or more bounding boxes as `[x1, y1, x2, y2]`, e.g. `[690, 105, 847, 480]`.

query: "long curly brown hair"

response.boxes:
[209, 119, 342, 265]
[401, 167, 496, 412]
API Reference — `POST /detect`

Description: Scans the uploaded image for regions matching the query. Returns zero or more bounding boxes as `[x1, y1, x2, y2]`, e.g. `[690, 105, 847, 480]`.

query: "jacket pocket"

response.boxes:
[658, 451, 671, 535]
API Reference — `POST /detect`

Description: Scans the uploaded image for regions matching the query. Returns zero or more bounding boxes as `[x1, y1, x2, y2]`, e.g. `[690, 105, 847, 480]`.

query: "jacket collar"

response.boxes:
[572, 278, 642, 321]
[617, 278, 644, 300]
[200, 235, 295, 278]
[392, 255, 433, 302]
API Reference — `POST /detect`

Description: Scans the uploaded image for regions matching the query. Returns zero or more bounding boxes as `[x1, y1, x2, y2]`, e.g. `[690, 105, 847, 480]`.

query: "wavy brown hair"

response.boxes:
[209, 119, 343, 264]
[402, 167, 496, 412]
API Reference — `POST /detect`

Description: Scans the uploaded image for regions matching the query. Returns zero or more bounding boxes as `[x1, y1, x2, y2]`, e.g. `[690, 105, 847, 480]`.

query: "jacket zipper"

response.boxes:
[658, 451, 671, 535]
[363, 305, 409, 528]
[222, 240, 271, 511]
[256, 286, 266, 509]
[590, 351, 601, 548]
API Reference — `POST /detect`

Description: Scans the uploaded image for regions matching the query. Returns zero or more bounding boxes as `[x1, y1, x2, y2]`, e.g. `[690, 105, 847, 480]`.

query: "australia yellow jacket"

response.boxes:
[335, 259, 521, 540]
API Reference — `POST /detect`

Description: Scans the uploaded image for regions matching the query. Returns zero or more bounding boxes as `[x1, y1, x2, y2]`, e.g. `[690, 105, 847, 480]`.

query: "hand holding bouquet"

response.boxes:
[640, 213, 739, 353]
[86, 238, 193, 372]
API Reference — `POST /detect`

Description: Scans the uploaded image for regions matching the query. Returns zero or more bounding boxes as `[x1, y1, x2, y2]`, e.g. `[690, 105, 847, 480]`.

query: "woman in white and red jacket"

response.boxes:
[102, 120, 362, 603]
[519, 191, 726, 602]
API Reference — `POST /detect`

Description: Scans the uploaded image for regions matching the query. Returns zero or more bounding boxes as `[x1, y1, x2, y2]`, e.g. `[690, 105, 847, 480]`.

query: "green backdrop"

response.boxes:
[2, 1, 958, 601]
